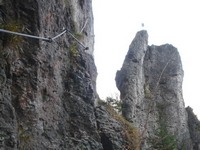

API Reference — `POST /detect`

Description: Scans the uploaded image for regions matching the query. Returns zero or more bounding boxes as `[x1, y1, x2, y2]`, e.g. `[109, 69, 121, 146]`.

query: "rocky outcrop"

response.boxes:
[1, 1, 200, 150]
[0, 0, 102, 149]
[116, 30, 192, 149]
[0, 1, 143, 149]
[95, 100, 140, 150]
[186, 107, 200, 150]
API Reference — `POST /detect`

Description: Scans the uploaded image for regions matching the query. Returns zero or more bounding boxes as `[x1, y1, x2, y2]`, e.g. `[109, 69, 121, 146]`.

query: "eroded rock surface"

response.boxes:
[116, 30, 193, 149]
[0, 0, 102, 149]
[95, 101, 140, 150]
[186, 107, 200, 150]
[1, 1, 200, 150]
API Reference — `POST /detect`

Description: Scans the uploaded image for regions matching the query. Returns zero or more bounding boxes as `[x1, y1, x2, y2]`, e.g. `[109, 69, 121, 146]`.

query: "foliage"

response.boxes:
[152, 126, 177, 150]
[0, 21, 24, 48]
[18, 126, 31, 144]
[74, 32, 83, 40]
[66, 43, 81, 72]
[69, 43, 80, 57]
[198, 125, 200, 132]
[151, 104, 177, 150]
[106, 96, 122, 113]
[64, 0, 68, 5]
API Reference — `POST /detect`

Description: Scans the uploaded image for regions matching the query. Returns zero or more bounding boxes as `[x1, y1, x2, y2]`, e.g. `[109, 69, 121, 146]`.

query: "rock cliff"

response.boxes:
[116, 30, 199, 149]
[0, 0, 200, 150]
[0, 0, 101, 149]
[0, 1, 141, 150]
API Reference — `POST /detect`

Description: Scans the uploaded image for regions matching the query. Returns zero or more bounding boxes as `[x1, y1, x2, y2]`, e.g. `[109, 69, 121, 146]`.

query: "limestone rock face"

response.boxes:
[116, 30, 192, 149]
[0, 1, 141, 150]
[0, 0, 102, 149]
[1, 1, 200, 149]
[116, 30, 148, 123]
[186, 107, 200, 150]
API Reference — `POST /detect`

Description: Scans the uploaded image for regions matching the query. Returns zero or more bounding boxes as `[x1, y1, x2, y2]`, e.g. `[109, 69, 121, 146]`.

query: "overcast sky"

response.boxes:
[93, 0, 200, 119]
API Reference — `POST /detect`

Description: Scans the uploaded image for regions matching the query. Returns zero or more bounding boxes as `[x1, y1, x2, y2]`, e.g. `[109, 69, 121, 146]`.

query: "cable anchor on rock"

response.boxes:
[0, 28, 89, 50]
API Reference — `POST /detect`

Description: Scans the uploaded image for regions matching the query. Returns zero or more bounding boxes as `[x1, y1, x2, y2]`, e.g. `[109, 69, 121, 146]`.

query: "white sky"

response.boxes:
[93, 0, 200, 119]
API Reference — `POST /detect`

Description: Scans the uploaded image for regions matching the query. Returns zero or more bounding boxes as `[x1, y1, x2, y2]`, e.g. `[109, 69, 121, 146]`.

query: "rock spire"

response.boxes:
[116, 30, 192, 149]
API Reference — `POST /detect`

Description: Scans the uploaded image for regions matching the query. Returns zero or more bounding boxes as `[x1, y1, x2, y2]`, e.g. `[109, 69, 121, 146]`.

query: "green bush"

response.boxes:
[152, 126, 177, 150]
[69, 44, 80, 57]
[151, 103, 177, 150]
[106, 97, 122, 113]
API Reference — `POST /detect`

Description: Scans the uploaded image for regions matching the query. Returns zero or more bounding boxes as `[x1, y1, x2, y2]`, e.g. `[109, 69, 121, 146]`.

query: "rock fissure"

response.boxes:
[100, 132, 114, 150]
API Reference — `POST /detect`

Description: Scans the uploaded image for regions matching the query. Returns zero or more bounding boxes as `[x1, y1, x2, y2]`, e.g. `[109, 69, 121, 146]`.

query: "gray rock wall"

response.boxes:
[186, 107, 200, 150]
[116, 30, 192, 149]
[0, 1, 141, 150]
[1, 1, 199, 150]
[0, 0, 102, 149]
[95, 101, 140, 150]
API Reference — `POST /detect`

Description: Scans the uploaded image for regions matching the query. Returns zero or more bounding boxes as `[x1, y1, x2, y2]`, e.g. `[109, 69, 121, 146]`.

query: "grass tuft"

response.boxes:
[98, 100, 140, 150]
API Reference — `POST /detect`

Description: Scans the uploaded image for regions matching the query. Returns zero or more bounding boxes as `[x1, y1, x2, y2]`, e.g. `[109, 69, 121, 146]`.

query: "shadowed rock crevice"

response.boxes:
[100, 133, 114, 150]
